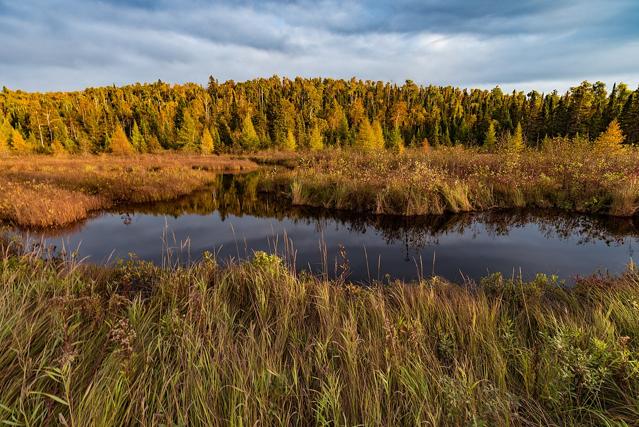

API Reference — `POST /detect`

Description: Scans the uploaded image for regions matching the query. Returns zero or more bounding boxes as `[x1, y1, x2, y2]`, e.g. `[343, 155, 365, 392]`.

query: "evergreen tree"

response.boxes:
[308, 125, 324, 151]
[484, 121, 496, 149]
[239, 114, 260, 150]
[10, 129, 31, 153]
[50, 139, 66, 156]
[354, 117, 375, 150]
[131, 121, 146, 153]
[510, 122, 525, 151]
[595, 119, 625, 151]
[200, 128, 214, 154]
[109, 124, 135, 155]
[146, 134, 163, 153]
[387, 126, 405, 152]
[283, 129, 296, 151]
[177, 111, 197, 150]
[371, 119, 385, 150]
[0, 118, 11, 153]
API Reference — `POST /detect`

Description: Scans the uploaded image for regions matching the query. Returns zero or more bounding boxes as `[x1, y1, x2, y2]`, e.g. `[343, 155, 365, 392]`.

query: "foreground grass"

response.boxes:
[0, 154, 257, 228]
[1, 242, 638, 426]
[266, 143, 639, 217]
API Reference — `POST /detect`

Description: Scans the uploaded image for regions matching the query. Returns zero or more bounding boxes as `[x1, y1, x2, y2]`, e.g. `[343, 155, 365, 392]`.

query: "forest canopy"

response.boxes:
[0, 77, 638, 154]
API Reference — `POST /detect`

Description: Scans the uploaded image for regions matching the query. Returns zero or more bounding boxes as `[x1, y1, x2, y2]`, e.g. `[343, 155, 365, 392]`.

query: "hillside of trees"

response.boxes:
[0, 77, 638, 154]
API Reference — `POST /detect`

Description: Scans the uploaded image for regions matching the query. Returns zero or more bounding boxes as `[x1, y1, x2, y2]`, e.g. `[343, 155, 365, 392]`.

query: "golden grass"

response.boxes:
[0, 242, 638, 425]
[0, 154, 257, 227]
[267, 143, 639, 217]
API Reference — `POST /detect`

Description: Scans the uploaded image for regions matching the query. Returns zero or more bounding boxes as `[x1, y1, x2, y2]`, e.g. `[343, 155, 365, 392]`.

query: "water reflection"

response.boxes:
[11, 173, 639, 283]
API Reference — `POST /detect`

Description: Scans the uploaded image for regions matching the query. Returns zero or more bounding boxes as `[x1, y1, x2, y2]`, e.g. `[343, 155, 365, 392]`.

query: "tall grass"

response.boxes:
[270, 143, 639, 217]
[0, 154, 257, 227]
[0, 239, 638, 425]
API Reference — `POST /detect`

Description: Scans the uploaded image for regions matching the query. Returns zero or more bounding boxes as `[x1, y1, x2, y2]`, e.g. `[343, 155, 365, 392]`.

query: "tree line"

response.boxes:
[0, 77, 638, 154]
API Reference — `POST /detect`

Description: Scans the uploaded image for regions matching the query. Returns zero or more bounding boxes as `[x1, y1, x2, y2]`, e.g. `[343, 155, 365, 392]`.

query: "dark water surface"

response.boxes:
[12, 173, 639, 283]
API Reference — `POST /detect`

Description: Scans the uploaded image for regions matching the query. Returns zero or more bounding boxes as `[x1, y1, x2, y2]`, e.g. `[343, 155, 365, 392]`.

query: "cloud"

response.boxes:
[0, 0, 637, 92]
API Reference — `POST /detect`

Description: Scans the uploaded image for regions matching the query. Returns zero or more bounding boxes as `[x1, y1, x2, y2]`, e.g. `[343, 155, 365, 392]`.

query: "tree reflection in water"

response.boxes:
[109, 172, 639, 253]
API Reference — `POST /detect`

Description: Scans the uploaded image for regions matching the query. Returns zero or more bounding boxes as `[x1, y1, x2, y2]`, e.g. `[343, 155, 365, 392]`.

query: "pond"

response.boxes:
[11, 173, 639, 283]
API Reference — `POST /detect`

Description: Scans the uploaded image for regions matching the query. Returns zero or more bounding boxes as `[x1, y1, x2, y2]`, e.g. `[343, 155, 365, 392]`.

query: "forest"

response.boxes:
[1, 77, 638, 154]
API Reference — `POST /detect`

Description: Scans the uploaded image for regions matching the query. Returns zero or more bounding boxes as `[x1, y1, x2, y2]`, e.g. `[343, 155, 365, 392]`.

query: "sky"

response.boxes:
[1, 0, 638, 93]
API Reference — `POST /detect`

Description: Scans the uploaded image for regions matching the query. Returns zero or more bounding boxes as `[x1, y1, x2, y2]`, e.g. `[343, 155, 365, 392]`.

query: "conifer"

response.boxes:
[595, 119, 625, 151]
[308, 125, 324, 151]
[240, 114, 260, 150]
[177, 111, 197, 150]
[50, 139, 66, 156]
[387, 126, 405, 152]
[109, 124, 134, 155]
[484, 122, 496, 150]
[131, 121, 146, 152]
[10, 129, 31, 153]
[284, 129, 296, 151]
[354, 117, 375, 150]
[371, 119, 385, 150]
[201, 128, 215, 154]
[510, 122, 525, 151]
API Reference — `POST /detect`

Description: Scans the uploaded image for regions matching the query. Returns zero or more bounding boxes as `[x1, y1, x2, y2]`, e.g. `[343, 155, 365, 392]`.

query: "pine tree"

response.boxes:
[131, 121, 146, 153]
[109, 123, 134, 155]
[146, 134, 163, 153]
[0, 118, 10, 153]
[354, 117, 375, 150]
[387, 126, 405, 152]
[201, 128, 214, 154]
[10, 129, 31, 153]
[283, 129, 296, 151]
[240, 114, 260, 150]
[50, 139, 66, 156]
[308, 125, 324, 151]
[177, 111, 197, 150]
[595, 119, 625, 151]
[371, 119, 385, 150]
[510, 122, 524, 151]
[484, 121, 496, 150]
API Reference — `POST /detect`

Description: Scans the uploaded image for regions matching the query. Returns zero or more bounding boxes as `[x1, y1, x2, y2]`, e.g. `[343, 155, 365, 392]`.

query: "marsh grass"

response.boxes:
[0, 154, 257, 227]
[270, 143, 639, 218]
[0, 237, 638, 426]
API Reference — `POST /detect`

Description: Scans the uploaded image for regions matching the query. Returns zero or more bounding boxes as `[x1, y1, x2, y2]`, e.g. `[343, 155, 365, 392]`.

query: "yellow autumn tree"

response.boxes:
[595, 119, 625, 152]
[10, 129, 31, 153]
[201, 128, 214, 154]
[354, 117, 375, 150]
[0, 120, 10, 153]
[109, 124, 134, 155]
[50, 139, 66, 156]
[509, 122, 524, 152]
[283, 129, 296, 151]
[371, 119, 385, 150]
[308, 125, 324, 151]
[240, 114, 260, 150]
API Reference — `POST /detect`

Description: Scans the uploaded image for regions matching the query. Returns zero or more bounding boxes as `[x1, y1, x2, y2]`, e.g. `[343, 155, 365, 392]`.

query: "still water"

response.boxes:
[13, 173, 639, 283]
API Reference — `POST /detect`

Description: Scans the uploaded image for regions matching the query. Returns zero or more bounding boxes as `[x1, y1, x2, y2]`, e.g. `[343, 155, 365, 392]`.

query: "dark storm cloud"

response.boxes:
[0, 0, 637, 92]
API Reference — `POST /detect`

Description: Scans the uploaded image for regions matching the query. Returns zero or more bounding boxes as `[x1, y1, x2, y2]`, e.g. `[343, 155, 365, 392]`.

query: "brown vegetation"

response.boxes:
[0, 154, 257, 227]
[266, 140, 639, 217]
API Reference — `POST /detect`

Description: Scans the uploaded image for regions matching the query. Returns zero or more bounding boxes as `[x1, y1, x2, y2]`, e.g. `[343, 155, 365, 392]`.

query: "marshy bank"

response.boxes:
[3, 143, 639, 229]
[0, 240, 638, 425]
[265, 145, 639, 217]
[0, 154, 257, 227]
